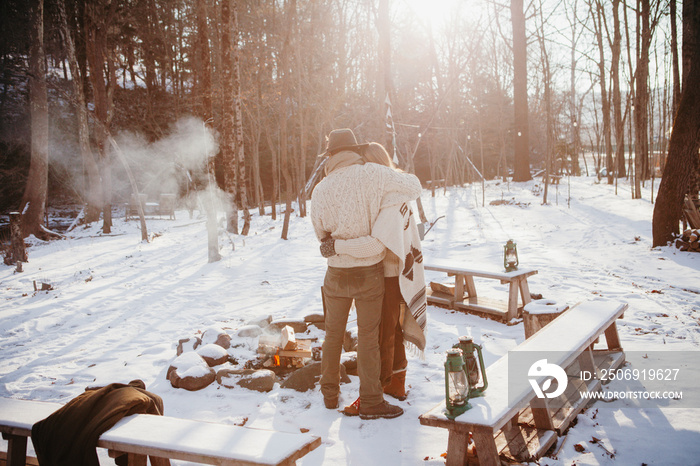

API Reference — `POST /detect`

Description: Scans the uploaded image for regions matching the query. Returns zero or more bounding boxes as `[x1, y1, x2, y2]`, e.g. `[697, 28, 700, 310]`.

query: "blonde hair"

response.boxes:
[363, 142, 395, 169]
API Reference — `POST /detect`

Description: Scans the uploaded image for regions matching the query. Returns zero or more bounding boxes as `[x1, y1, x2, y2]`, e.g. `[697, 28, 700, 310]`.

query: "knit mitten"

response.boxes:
[320, 238, 336, 258]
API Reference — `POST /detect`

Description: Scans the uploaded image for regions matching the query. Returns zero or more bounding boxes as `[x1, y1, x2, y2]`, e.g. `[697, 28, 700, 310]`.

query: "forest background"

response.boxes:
[0, 0, 699, 248]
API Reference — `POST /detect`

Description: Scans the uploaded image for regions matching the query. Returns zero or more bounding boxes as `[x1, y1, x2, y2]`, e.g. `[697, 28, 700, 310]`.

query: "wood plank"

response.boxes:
[0, 450, 39, 466]
[518, 278, 532, 306]
[495, 423, 556, 464]
[426, 288, 457, 307]
[604, 322, 622, 350]
[4, 435, 27, 466]
[471, 427, 500, 466]
[507, 282, 519, 321]
[529, 397, 555, 431]
[464, 275, 477, 297]
[455, 275, 465, 301]
[445, 430, 470, 466]
[453, 297, 509, 317]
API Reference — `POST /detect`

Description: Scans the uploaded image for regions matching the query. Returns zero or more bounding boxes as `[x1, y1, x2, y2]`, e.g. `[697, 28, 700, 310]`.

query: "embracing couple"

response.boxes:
[310, 128, 427, 420]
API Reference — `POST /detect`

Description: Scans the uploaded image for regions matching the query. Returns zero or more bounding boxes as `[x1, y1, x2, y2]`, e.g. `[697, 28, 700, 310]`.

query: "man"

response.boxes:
[310, 128, 421, 420]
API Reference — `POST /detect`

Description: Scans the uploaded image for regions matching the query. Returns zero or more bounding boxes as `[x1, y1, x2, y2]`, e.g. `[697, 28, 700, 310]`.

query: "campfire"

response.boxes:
[258, 325, 315, 370]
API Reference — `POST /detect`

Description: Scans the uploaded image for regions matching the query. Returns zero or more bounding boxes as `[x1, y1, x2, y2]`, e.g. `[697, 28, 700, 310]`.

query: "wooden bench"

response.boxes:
[419, 300, 627, 466]
[126, 193, 177, 221]
[426, 259, 538, 321]
[427, 179, 446, 197]
[157, 193, 177, 220]
[0, 398, 321, 466]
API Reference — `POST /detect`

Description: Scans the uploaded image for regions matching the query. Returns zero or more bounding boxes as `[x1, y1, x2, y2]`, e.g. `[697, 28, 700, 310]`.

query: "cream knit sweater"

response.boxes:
[310, 152, 422, 268]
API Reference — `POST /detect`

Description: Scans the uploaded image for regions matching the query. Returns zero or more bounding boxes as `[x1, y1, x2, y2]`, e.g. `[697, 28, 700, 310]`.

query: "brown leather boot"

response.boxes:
[383, 370, 407, 401]
[341, 397, 361, 416]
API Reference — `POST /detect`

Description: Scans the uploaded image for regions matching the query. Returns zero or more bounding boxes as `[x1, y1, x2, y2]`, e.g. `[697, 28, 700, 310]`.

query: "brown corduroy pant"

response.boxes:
[321, 263, 385, 407]
[379, 276, 408, 387]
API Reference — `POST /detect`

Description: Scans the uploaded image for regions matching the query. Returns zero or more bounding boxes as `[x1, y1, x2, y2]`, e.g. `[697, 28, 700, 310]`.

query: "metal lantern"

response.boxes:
[454, 336, 488, 397]
[444, 348, 471, 419]
[504, 239, 519, 272]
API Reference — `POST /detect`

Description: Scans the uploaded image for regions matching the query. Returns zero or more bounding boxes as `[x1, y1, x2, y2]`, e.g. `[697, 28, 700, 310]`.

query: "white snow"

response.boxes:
[524, 299, 569, 314]
[171, 352, 211, 378]
[1, 175, 699, 465]
[197, 344, 228, 359]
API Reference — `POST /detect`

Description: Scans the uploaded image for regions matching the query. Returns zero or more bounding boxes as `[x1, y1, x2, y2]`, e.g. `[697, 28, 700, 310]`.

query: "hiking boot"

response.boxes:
[359, 400, 404, 420]
[383, 370, 407, 401]
[341, 397, 361, 417]
[324, 397, 339, 409]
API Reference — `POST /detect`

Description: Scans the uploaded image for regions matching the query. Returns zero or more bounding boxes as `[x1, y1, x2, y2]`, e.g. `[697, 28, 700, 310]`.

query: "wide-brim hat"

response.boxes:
[318, 128, 368, 157]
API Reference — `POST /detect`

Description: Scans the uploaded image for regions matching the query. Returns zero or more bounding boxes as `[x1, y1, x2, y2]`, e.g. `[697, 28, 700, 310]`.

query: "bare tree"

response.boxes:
[590, 0, 613, 184]
[57, 0, 101, 224]
[610, 0, 626, 180]
[221, 0, 238, 234]
[19, 0, 50, 239]
[85, 1, 118, 234]
[511, 0, 532, 181]
[534, 1, 554, 204]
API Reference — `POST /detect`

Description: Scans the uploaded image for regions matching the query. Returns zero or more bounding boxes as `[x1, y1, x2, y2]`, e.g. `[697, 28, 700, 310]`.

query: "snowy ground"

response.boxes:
[1, 176, 699, 465]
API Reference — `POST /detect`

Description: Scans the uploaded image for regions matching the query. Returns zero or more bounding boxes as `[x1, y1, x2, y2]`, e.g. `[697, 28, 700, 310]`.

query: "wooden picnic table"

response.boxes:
[425, 259, 538, 321]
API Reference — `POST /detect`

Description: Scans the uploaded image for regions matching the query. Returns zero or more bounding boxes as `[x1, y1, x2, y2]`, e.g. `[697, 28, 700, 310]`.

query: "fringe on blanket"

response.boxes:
[404, 340, 426, 360]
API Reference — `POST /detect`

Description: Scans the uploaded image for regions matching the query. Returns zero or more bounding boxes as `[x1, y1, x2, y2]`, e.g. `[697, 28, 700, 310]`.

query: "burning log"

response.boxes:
[257, 326, 313, 370]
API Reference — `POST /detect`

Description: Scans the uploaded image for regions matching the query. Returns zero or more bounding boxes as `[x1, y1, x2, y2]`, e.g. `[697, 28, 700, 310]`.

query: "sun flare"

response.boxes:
[401, 0, 476, 30]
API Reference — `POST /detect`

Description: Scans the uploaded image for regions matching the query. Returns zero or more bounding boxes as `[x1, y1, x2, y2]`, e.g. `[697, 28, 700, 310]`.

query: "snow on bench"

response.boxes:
[419, 300, 627, 466]
[0, 398, 321, 466]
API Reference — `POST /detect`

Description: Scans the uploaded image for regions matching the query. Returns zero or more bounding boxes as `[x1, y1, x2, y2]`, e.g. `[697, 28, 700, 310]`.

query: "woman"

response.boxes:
[327, 142, 427, 415]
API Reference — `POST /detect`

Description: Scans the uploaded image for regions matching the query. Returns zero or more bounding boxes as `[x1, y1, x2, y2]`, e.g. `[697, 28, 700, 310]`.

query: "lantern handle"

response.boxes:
[473, 343, 488, 393]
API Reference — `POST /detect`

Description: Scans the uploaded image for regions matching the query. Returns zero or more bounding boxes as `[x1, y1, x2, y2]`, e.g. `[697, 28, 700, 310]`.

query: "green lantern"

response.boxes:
[504, 239, 519, 272]
[454, 336, 488, 397]
[444, 348, 471, 419]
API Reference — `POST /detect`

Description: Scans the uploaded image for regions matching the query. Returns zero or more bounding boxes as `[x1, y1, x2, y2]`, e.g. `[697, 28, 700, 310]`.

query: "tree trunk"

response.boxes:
[569, 0, 581, 177]
[57, 0, 101, 224]
[295, 2, 308, 219]
[611, 0, 626, 179]
[671, 0, 681, 114]
[221, 0, 238, 234]
[537, 2, 552, 205]
[280, 0, 294, 240]
[85, 2, 115, 234]
[634, 0, 651, 198]
[8, 212, 27, 266]
[652, 1, 700, 246]
[511, 0, 532, 182]
[196, 0, 212, 123]
[378, 0, 394, 154]
[233, 1, 250, 235]
[593, 0, 613, 185]
[20, 0, 49, 239]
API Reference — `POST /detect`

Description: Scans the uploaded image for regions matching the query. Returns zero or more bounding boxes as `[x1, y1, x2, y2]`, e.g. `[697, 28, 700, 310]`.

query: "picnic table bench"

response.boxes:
[0, 398, 321, 466]
[425, 259, 538, 321]
[419, 300, 627, 466]
[126, 193, 177, 221]
[427, 179, 446, 196]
